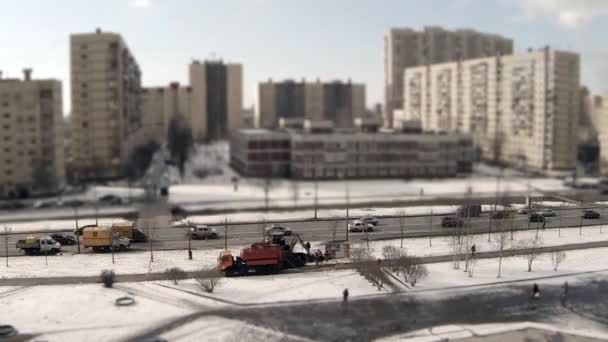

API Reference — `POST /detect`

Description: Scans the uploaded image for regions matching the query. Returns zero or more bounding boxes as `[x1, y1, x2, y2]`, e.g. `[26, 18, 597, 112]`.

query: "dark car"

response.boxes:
[491, 210, 511, 220]
[49, 233, 77, 245]
[131, 228, 148, 243]
[529, 212, 545, 223]
[171, 205, 187, 219]
[99, 194, 123, 205]
[63, 199, 85, 207]
[583, 209, 600, 219]
[441, 216, 464, 227]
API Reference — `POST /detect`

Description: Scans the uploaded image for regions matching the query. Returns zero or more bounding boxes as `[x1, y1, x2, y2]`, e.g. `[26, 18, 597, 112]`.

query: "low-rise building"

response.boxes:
[229, 121, 473, 179]
[0, 70, 65, 198]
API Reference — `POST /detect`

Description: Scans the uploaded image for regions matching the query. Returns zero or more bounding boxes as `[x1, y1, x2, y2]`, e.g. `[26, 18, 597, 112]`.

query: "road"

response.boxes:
[3, 206, 608, 257]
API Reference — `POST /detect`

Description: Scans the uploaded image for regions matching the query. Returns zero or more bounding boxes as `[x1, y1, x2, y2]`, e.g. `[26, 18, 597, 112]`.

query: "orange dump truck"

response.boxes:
[218, 242, 307, 276]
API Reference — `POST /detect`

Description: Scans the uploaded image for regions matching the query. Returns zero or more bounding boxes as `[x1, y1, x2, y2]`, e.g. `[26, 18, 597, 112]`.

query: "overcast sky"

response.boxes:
[2, 0, 608, 114]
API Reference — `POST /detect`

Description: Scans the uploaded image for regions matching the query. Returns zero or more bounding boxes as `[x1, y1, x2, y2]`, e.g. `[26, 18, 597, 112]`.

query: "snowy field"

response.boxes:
[3, 224, 608, 280]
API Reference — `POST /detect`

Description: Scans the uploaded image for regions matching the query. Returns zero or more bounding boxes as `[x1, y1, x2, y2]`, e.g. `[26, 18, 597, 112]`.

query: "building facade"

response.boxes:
[229, 129, 291, 177]
[402, 47, 580, 172]
[384, 26, 513, 128]
[597, 97, 608, 175]
[140, 83, 192, 144]
[230, 124, 473, 179]
[256, 79, 365, 129]
[70, 29, 142, 180]
[189, 60, 243, 141]
[0, 71, 65, 197]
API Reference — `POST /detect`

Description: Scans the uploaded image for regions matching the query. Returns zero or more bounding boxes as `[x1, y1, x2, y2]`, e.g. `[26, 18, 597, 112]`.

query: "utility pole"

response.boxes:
[4, 226, 9, 267]
[429, 208, 433, 247]
[94, 185, 99, 225]
[74, 206, 80, 253]
[345, 181, 350, 241]
[313, 168, 318, 220]
[149, 220, 154, 263]
[224, 218, 229, 250]
[187, 221, 192, 260]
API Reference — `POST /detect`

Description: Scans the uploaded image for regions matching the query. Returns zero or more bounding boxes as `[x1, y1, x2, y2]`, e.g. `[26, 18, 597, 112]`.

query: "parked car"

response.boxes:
[49, 233, 77, 245]
[16, 235, 61, 255]
[359, 216, 379, 226]
[583, 209, 601, 219]
[265, 224, 292, 236]
[62, 199, 85, 207]
[529, 212, 545, 223]
[517, 207, 538, 215]
[189, 225, 218, 239]
[0, 201, 25, 210]
[99, 194, 123, 205]
[441, 216, 464, 228]
[348, 220, 374, 232]
[491, 210, 511, 220]
[33, 200, 57, 209]
[539, 209, 557, 217]
[131, 228, 148, 242]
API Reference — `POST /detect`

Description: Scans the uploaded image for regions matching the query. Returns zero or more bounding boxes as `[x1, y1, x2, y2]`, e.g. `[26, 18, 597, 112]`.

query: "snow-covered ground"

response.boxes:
[379, 322, 608, 342]
[3, 225, 608, 280]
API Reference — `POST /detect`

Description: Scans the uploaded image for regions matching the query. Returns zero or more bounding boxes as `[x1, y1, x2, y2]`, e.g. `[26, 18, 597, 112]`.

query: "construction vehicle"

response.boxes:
[82, 226, 131, 252]
[218, 233, 312, 277]
[16, 235, 61, 255]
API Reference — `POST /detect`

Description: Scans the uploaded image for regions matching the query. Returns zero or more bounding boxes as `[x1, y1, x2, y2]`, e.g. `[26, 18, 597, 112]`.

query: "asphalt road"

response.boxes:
[3, 207, 608, 257]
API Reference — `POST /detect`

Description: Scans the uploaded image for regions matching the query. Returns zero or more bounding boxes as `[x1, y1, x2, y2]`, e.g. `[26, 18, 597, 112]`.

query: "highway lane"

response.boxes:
[3, 207, 608, 257]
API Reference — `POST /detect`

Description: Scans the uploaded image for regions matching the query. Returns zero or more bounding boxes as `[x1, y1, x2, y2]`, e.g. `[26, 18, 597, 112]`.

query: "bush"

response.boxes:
[195, 269, 222, 293]
[100, 270, 115, 288]
[166, 267, 187, 285]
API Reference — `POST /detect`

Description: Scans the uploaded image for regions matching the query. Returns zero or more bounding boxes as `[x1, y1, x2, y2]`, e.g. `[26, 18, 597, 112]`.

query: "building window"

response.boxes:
[81, 54, 87, 60]
[5, 170, 12, 176]
[82, 122, 88, 128]
[2, 124, 9, 130]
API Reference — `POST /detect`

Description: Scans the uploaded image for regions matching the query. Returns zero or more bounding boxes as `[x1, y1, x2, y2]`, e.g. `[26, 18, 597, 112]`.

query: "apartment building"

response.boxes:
[384, 26, 513, 128]
[140, 82, 192, 144]
[230, 121, 473, 179]
[70, 29, 142, 180]
[0, 70, 65, 198]
[189, 60, 243, 141]
[256, 79, 365, 129]
[141, 60, 243, 143]
[402, 47, 580, 172]
[597, 97, 608, 175]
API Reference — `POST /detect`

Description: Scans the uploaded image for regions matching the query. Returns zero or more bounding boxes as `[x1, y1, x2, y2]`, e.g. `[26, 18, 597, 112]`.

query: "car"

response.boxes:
[539, 209, 556, 217]
[348, 220, 373, 232]
[265, 224, 292, 236]
[0, 201, 25, 210]
[49, 233, 77, 245]
[490, 211, 511, 220]
[517, 207, 538, 215]
[529, 212, 545, 223]
[62, 199, 85, 207]
[99, 194, 123, 205]
[33, 200, 57, 209]
[583, 209, 601, 219]
[131, 228, 148, 242]
[359, 216, 379, 226]
[441, 216, 464, 228]
[171, 205, 187, 218]
[189, 225, 218, 239]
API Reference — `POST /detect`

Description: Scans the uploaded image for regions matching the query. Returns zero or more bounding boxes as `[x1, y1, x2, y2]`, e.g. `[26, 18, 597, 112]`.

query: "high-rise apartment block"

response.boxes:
[384, 26, 513, 128]
[256, 79, 365, 129]
[0, 70, 65, 197]
[140, 60, 243, 143]
[70, 29, 142, 180]
[402, 47, 580, 172]
[596, 97, 608, 175]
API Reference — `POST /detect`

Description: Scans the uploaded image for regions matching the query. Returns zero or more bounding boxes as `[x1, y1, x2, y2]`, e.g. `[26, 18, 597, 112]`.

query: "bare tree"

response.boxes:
[195, 269, 222, 293]
[551, 251, 567, 271]
[329, 217, 339, 242]
[351, 248, 386, 291]
[290, 180, 299, 209]
[402, 263, 428, 286]
[517, 235, 544, 272]
[492, 228, 512, 278]
[382, 245, 403, 272]
[166, 267, 187, 285]
[396, 209, 406, 248]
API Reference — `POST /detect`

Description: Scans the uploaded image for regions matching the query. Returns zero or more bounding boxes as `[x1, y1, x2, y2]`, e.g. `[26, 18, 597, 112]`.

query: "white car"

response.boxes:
[539, 209, 557, 217]
[348, 220, 374, 232]
[359, 216, 379, 226]
[189, 225, 218, 239]
[265, 224, 292, 236]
